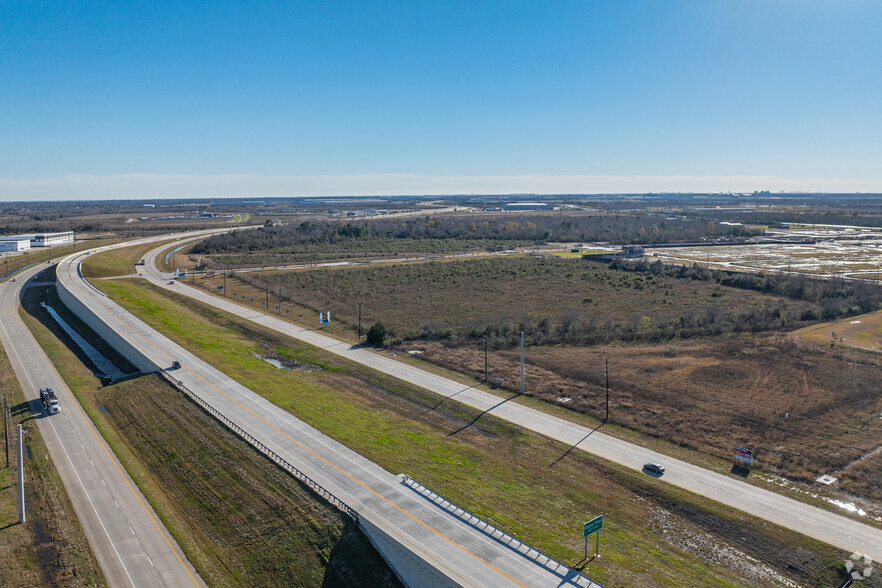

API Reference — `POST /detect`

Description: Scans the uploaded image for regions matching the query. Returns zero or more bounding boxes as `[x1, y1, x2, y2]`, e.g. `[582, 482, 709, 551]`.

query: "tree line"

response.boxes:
[193, 212, 760, 256]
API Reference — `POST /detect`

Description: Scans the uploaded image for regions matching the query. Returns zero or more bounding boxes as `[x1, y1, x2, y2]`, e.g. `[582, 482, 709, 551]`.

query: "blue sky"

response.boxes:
[1, 1, 881, 199]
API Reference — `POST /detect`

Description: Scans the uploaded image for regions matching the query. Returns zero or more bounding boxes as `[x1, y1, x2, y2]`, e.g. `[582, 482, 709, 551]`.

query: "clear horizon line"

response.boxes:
[2, 173, 882, 201]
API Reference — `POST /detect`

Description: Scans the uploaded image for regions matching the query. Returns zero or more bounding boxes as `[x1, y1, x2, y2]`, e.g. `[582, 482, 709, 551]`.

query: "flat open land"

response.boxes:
[800, 309, 882, 352]
[200, 237, 528, 267]
[653, 225, 882, 279]
[21, 282, 399, 587]
[414, 334, 882, 505]
[227, 255, 798, 341]
[94, 277, 851, 587]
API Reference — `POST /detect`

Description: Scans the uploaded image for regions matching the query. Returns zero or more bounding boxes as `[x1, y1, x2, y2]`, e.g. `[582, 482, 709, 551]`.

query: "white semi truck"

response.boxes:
[39, 386, 60, 414]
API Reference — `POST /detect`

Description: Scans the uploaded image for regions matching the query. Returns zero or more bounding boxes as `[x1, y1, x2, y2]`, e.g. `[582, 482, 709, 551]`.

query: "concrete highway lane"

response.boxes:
[60, 249, 598, 587]
[0, 264, 204, 587]
[134, 237, 882, 563]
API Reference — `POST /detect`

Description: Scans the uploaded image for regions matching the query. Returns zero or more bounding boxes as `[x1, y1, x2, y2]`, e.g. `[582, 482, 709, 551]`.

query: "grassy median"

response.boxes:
[95, 277, 850, 587]
[20, 282, 399, 587]
[81, 239, 177, 279]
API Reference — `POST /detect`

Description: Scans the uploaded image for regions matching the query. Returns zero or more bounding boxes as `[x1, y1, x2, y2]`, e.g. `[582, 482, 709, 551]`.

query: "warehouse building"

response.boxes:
[30, 231, 74, 246]
[0, 231, 74, 248]
[0, 238, 31, 252]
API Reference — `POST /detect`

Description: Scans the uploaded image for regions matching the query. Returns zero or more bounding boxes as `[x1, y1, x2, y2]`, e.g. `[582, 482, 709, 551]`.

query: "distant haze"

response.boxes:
[2, 174, 882, 202]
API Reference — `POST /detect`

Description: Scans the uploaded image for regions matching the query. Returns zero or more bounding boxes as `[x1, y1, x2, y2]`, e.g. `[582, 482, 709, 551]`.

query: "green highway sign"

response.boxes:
[584, 515, 603, 537]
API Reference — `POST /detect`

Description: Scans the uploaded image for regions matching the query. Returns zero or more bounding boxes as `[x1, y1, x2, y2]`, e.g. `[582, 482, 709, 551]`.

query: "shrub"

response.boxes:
[366, 321, 393, 347]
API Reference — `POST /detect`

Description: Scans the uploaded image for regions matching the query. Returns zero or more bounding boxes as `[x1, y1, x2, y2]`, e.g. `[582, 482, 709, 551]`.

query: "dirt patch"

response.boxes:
[412, 333, 882, 490]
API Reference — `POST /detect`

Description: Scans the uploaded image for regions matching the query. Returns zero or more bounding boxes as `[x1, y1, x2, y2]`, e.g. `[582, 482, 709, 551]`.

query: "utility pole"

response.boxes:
[358, 303, 362, 339]
[520, 331, 525, 395]
[17, 424, 24, 523]
[4, 397, 9, 468]
[223, 271, 226, 295]
[278, 283, 282, 313]
[483, 335, 488, 382]
[264, 281, 269, 309]
[605, 358, 610, 422]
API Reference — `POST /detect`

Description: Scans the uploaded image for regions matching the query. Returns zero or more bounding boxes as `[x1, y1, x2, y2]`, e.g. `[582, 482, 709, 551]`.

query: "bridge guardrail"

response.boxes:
[400, 474, 596, 587]
[159, 371, 359, 523]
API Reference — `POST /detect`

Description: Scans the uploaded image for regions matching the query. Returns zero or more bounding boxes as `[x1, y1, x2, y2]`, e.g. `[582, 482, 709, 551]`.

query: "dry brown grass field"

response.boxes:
[230, 256, 804, 341]
[414, 334, 882, 493]
[187, 257, 882, 499]
[96, 277, 850, 587]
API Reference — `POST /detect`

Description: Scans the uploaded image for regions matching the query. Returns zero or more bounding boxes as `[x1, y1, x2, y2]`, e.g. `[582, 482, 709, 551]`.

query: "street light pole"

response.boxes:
[17, 425, 25, 523]
[4, 397, 8, 468]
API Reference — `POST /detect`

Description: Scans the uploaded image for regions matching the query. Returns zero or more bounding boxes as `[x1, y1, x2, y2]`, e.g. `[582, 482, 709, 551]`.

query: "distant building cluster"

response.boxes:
[0, 231, 74, 252]
[503, 202, 554, 211]
[139, 213, 234, 220]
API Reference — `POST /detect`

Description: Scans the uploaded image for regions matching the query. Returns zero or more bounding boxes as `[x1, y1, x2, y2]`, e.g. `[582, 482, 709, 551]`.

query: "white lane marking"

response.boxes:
[114, 500, 119, 508]
[147, 555, 154, 567]
[0, 299, 138, 588]
[102, 479, 107, 486]
[129, 526, 135, 536]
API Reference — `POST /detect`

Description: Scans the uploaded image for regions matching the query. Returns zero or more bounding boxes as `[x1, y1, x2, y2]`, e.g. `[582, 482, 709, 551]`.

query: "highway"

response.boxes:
[58, 247, 598, 587]
[0, 261, 204, 587]
[135, 237, 882, 562]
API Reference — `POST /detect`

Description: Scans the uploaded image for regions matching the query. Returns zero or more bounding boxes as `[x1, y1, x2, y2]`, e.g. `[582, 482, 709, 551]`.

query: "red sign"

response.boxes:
[735, 447, 753, 465]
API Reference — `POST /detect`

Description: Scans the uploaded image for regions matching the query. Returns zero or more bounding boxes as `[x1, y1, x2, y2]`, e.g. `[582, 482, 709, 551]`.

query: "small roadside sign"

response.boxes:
[584, 515, 603, 537]
[583, 515, 603, 559]
[735, 447, 753, 466]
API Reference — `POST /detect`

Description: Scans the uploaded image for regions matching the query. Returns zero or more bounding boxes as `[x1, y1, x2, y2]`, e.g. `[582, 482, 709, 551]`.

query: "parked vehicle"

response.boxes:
[39, 386, 60, 414]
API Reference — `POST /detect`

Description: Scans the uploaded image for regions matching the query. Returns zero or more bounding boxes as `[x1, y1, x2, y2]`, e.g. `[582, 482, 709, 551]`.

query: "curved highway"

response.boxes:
[58, 244, 598, 587]
[135, 236, 882, 563]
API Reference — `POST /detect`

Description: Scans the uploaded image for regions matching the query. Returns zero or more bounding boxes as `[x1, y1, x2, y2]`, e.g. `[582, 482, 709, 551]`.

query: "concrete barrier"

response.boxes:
[57, 276, 158, 373]
[56, 258, 463, 587]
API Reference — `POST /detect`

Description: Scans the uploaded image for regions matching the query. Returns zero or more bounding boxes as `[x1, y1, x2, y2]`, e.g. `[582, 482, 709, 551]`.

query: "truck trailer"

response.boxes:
[39, 386, 60, 414]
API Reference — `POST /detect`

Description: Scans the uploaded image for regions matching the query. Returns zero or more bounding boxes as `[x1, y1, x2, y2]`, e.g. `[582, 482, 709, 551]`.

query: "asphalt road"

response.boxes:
[0, 262, 204, 587]
[136, 237, 882, 563]
[59, 249, 598, 587]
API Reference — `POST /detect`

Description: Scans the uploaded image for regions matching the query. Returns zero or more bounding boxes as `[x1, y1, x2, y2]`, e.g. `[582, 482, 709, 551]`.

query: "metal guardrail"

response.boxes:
[400, 474, 596, 587]
[158, 370, 359, 523]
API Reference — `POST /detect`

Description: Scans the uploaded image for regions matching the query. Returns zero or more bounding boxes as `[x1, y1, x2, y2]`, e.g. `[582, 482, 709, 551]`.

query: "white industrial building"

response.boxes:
[0, 231, 75, 247]
[0, 238, 31, 252]
[31, 231, 74, 246]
